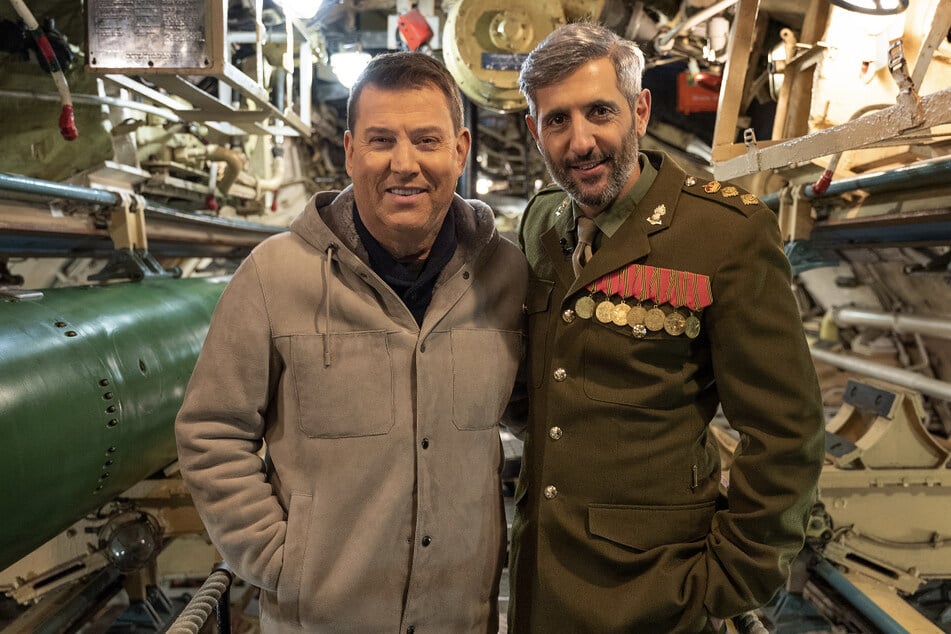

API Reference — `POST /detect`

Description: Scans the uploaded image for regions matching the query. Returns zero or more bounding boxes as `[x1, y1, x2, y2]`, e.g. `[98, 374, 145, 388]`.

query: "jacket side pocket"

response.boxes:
[277, 492, 313, 626]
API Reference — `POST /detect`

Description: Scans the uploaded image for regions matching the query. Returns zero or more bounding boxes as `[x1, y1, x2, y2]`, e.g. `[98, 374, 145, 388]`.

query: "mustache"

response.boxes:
[563, 152, 610, 168]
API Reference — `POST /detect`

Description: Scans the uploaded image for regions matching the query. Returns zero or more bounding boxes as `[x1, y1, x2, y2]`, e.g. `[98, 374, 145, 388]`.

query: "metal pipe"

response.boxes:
[833, 307, 951, 341]
[812, 558, 907, 634]
[761, 156, 951, 209]
[0, 171, 120, 206]
[655, 0, 740, 51]
[0, 89, 181, 122]
[0, 171, 286, 235]
[810, 347, 951, 402]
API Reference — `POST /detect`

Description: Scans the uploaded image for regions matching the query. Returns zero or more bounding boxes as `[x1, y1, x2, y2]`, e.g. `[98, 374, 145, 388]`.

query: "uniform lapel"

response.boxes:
[565, 155, 686, 298]
[540, 199, 578, 290]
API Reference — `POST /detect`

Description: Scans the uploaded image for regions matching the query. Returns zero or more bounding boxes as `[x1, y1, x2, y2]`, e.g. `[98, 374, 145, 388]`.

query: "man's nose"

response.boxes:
[390, 140, 420, 174]
[567, 120, 597, 156]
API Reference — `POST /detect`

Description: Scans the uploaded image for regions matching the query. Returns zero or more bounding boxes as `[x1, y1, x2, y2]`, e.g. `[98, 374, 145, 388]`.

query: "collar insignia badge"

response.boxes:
[647, 204, 666, 225]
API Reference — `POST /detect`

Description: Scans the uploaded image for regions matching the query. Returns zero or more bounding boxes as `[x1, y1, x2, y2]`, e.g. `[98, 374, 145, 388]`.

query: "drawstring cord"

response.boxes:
[323, 244, 336, 367]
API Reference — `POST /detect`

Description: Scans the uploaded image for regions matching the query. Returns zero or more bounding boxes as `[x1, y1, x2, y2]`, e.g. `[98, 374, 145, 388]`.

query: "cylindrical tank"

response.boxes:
[0, 277, 227, 571]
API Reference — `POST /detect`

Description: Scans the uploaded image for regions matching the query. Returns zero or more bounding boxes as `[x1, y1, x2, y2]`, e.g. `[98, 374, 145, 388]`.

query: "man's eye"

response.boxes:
[548, 115, 567, 126]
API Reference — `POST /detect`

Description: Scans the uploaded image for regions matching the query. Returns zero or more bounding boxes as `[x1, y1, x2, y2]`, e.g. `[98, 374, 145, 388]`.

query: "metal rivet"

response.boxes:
[106, 419, 119, 428]
[65, 331, 78, 337]
[55, 321, 67, 328]
[99, 379, 110, 387]
[106, 405, 117, 413]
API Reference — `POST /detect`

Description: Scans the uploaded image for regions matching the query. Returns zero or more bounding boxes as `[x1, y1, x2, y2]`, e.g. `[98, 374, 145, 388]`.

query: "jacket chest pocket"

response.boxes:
[289, 332, 394, 438]
[582, 324, 693, 409]
[451, 328, 522, 430]
[526, 279, 554, 389]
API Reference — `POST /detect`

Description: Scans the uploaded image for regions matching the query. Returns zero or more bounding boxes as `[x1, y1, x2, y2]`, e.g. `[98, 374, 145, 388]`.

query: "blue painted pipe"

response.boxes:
[812, 558, 907, 633]
[761, 157, 951, 210]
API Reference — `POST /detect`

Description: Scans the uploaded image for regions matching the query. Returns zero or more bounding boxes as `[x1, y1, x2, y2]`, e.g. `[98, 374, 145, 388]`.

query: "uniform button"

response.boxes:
[553, 368, 567, 382]
[562, 309, 575, 323]
[407, 626, 415, 634]
[522, 303, 528, 314]
[543, 485, 558, 499]
[549, 426, 563, 440]
[421, 438, 429, 449]
[421, 535, 432, 547]
[419, 343, 426, 352]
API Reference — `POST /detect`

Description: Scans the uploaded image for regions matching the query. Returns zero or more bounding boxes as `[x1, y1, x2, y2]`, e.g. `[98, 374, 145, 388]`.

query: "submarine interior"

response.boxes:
[1, 0, 950, 631]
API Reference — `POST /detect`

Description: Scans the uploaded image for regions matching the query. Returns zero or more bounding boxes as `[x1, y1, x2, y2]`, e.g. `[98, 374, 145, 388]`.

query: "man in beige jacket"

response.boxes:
[176, 52, 528, 633]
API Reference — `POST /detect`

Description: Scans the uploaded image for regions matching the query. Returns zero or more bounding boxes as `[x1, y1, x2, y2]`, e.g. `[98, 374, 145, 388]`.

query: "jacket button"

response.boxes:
[420, 343, 426, 352]
[553, 368, 567, 382]
[549, 426, 563, 440]
[407, 626, 415, 634]
[421, 535, 432, 547]
[562, 309, 575, 323]
[543, 485, 558, 499]
[421, 438, 429, 449]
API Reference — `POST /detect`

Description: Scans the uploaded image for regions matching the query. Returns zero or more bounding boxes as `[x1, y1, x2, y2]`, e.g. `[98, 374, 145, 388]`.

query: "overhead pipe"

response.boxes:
[761, 156, 951, 210]
[832, 307, 951, 341]
[0, 171, 284, 234]
[654, 0, 740, 52]
[810, 346, 951, 402]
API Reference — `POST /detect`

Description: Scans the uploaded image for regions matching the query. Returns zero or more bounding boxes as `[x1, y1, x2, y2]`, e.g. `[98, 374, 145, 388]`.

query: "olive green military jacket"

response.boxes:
[507, 151, 824, 633]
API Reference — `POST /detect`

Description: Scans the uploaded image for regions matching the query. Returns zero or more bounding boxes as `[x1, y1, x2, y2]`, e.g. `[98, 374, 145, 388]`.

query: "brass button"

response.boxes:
[543, 485, 558, 499]
[549, 426, 563, 440]
[553, 368, 567, 382]
[562, 309, 575, 323]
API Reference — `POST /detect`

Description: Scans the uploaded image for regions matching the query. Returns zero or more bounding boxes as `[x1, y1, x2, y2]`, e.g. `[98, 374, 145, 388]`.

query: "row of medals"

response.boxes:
[574, 295, 701, 339]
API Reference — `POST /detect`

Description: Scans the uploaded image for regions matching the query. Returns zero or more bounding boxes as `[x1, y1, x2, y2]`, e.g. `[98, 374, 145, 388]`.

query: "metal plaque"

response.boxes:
[86, 0, 213, 71]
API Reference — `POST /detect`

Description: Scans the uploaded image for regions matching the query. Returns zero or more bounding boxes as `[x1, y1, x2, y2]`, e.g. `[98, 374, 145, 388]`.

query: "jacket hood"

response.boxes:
[288, 186, 500, 276]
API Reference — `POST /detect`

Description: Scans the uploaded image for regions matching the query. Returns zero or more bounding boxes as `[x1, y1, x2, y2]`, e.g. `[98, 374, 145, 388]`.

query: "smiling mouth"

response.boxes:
[568, 158, 608, 173]
[387, 187, 427, 196]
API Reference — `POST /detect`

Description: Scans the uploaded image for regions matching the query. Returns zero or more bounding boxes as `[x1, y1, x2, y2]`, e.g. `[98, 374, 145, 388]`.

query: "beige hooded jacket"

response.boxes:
[176, 187, 528, 633]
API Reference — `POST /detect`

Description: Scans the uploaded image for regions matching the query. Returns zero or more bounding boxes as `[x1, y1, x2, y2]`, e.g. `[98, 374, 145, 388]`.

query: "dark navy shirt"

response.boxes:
[353, 206, 457, 326]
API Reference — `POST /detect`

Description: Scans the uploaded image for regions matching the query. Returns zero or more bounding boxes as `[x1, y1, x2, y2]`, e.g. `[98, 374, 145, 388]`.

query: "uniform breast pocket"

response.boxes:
[582, 324, 693, 409]
[451, 328, 522, 430]
[290, 332, 394, 438]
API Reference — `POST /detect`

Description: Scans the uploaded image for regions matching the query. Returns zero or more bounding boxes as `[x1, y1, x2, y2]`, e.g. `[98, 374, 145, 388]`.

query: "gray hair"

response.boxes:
[519, 22, 646, 119]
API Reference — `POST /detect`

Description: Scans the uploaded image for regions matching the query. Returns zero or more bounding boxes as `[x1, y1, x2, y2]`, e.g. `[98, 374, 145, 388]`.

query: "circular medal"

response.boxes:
[644, 307, 665, 332]
[626, 304, 647, 327]
[575, 296, 596, 319]
[631, 323, 647, 338]
[664, 311, 686, 336]
[612, 302, 631, 326]
[596, 300, 615, 323]
[685, 314, 701, 339]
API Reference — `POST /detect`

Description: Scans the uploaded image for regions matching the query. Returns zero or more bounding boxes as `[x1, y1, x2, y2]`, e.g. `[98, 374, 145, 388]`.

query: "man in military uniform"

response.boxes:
[505, 22, 825, 633]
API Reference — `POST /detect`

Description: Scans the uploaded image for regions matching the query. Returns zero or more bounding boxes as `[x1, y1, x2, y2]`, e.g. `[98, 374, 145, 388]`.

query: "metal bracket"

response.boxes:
[887, 39, 923, 131]
[742, 127, 760, 175]
[90, 191, 180, 282]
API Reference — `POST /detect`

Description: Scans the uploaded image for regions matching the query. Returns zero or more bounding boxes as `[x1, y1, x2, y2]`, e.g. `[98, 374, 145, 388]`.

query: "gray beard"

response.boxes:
[542, 126, 641, 211]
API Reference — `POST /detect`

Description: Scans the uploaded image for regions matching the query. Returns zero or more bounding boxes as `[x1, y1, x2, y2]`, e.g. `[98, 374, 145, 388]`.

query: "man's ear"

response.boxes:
[635, 89, 652, 137]
[343, 129, 354, 177]
[526, 114, 541, 150]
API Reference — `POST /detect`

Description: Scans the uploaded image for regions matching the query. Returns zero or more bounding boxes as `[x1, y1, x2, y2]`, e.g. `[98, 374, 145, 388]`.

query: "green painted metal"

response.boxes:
[0, 277, 227, 571]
